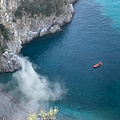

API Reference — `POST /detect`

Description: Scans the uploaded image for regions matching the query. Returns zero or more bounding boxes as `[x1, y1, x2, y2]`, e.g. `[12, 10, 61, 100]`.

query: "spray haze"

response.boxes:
[12, 57, 66, 110]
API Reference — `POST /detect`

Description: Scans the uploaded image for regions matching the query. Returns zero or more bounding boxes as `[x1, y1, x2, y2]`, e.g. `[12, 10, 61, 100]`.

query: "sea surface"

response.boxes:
[1, 0, 120, 119]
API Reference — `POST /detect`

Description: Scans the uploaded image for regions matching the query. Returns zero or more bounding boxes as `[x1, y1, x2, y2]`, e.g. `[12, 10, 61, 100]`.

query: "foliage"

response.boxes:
[27, 106, 59, 120]
[15, 10, 23, 19]
[15, 0, 67, 17]
[27, 113, 37, 120]
[12, 19, 16, 23]
[0, 24, 9, 40]
[13, 107, 58, 120]
[0, 46, 7, 53]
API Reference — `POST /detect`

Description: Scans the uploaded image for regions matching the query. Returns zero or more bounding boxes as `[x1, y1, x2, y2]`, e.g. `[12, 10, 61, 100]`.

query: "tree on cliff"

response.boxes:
[0, 24, 9, 40]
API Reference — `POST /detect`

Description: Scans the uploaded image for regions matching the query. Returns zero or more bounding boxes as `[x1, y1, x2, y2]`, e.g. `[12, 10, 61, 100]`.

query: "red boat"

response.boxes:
[94, 62, 103, 68]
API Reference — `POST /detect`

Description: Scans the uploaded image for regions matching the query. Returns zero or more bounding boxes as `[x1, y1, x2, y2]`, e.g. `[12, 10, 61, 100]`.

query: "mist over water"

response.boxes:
[0, 57, 66, 111]
[13, 57, 66, 110]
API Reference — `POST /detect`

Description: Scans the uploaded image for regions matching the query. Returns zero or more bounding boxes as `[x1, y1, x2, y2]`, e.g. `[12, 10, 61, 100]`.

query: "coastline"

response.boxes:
[0, 0, 77, 72]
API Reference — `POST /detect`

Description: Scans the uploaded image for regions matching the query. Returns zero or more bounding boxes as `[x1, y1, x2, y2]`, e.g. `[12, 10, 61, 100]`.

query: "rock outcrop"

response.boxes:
[0, 88, 28, 120]
[0, 0, 76, 72]
[49, 25, 62, 34]
[0, 50, 21, 72]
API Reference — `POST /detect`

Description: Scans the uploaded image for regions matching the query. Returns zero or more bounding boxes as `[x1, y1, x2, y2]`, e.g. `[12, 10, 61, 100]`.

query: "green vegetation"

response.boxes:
[12, 19, 16, 23]
[15, 0, 67, 18]
[0, 24, 9, 40]
[15, 9, 23, 19]
[14, 107, 59, 120]
[28, 107, 58, 120]
[0, 46, 7, 53]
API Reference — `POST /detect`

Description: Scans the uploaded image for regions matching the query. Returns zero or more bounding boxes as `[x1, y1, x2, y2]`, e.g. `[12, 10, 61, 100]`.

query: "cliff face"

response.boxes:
[0, 0, 75, 72]
[0, 88, 28, 119]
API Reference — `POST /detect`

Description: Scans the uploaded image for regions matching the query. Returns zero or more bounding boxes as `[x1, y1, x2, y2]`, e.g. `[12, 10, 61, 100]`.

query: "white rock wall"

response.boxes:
[0, 0, 75, 72]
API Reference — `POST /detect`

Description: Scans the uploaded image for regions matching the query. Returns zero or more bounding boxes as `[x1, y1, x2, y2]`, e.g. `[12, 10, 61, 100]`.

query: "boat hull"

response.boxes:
[94, 62, 102, 68]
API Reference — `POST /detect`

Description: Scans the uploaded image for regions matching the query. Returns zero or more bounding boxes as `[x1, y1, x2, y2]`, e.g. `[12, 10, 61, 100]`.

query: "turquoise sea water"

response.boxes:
[95, 0, 120, 29]
[1, 0, 120, 119]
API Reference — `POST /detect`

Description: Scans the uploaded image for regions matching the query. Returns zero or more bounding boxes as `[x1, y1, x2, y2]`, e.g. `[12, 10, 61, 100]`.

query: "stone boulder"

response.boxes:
[0, 50, 21, 72]
[49, 25, 62, 34]
[39, 27, 50, 37]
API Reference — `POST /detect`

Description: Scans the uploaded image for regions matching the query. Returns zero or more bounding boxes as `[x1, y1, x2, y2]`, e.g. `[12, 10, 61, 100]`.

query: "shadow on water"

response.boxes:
[21, 29, 68, 60]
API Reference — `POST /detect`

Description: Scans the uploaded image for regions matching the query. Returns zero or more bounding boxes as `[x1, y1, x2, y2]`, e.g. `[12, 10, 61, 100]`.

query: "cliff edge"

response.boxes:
[0, 0, 77, 72]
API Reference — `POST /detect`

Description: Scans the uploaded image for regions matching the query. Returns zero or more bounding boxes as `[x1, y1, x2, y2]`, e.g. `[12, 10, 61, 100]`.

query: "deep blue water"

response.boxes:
[1, 0, 120, 119]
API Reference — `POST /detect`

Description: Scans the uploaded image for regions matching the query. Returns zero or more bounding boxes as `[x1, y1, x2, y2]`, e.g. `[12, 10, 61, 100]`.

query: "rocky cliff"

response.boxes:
[0, 0, 76, 72]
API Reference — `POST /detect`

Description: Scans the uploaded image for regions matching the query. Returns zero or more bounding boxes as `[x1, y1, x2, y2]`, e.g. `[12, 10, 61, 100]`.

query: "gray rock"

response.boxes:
[23, 31, 38, 44]
[53, 4, 75, 26]
[0, 88, 28, 120]
[0, 50, 21, 72]
[24, 35, 33, 44]
[49, 25, 62, 34]
[28, 31, 38, 38]
[39, 27, 50, 37]
[7, 39, 22, 53]
[69, 4, 75, 14]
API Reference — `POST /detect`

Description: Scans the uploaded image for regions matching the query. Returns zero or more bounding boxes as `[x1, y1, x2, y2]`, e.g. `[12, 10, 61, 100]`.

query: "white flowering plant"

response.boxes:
[27, 106, 59, 120]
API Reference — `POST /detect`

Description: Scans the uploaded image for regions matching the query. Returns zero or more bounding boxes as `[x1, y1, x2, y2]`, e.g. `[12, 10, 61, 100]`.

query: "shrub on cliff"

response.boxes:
[15, 10, 23, 19]
[15, 0, 67, 18]
[27, 107, 58, 120]
[15, 107, 59, 120]
[0, 24, 9, 40]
